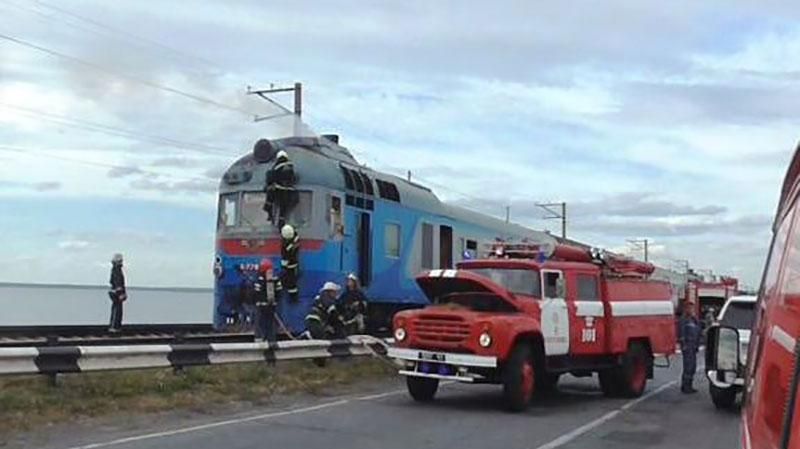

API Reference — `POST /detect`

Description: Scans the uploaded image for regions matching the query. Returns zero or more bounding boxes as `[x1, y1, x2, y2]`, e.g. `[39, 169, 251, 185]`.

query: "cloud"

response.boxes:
[130, 177, 217, 194]
[58, 239, 91, 251]
[106, 165, 144, 178]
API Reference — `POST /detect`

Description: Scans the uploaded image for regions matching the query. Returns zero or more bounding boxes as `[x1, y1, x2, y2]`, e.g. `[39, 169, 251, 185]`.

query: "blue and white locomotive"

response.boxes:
[213, 135, 555, 332]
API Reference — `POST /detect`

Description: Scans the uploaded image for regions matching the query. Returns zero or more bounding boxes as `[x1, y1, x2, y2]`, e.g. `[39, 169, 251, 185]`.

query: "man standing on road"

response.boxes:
[108, 253, 127, 333]
[680, 299, 701, 394]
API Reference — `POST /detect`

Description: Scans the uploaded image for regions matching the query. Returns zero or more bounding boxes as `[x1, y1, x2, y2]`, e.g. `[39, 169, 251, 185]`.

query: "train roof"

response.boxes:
[220, 136, 559, 243]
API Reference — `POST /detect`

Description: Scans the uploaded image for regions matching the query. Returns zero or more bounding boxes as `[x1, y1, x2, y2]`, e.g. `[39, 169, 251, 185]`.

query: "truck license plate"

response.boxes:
[418, 351, 446, 362]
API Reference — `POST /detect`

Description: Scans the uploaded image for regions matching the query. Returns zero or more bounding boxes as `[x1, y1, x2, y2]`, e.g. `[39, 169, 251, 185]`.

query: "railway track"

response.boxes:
[0, 324, 253, 348]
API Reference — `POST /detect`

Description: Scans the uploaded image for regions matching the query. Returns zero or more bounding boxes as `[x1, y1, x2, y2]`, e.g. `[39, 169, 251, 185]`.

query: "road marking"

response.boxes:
[534, 380, 677, 449]
[355, 388, 407, 401]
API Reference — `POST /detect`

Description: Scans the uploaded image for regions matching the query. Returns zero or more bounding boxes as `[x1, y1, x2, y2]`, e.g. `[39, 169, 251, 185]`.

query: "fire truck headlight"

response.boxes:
[394, 327, 407, 342]
[478, 332, 492, 348]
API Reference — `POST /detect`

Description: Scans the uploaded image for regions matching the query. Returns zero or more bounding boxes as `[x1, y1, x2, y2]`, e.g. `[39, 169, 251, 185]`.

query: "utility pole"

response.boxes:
[246, 82, 303, 135]
[505, 206, 510, 223]
[627, 238, 650, 262]
[407, 170, 412, 182]
[536, 202, 567, 238]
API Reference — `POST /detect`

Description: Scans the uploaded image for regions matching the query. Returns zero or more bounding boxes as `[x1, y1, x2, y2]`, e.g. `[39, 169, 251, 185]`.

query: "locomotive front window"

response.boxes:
[241, 192, 270, 229]
[218, 193, 238, 229]
[464, 268, 541, 298]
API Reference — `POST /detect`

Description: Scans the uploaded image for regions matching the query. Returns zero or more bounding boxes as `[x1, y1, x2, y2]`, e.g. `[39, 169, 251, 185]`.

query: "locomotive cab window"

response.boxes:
[285, 191, 313, 229]
[240, 192, 270, 229]
[218, 193, 238, 229]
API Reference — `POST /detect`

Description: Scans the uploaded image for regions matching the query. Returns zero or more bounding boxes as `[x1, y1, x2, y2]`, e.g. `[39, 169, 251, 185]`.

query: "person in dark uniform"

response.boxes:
[280, 224, 300, 302]
[338, 273, 368, 335]
[305, 282, 344, 339]
[680, 299, 701, 394]
[264, 150, 297, 222]
[253, 259, 281, 342]
[108, 253, 127, 332]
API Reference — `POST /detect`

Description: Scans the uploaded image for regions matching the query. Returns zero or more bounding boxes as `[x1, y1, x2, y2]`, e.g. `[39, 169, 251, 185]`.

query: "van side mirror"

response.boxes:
[705, 325, 740, 382]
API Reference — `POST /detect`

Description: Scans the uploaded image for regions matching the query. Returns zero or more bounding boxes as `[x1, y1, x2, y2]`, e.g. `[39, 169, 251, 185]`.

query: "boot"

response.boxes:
[681, 383, 698, 394]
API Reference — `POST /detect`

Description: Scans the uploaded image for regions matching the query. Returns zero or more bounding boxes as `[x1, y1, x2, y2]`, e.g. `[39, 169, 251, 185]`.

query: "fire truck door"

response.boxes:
[541, 270, 569, 355]
[571, 273, 605, 355]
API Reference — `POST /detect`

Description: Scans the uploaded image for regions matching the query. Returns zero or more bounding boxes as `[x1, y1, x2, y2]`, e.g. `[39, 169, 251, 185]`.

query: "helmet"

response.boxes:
[347, 273, 358, 282]
[320, 281, 341, 293]
[259, 259, 273, 273]
[111, 253, 123, 264]
[281, 224, 295, 239]
[276, 150, 288, 160]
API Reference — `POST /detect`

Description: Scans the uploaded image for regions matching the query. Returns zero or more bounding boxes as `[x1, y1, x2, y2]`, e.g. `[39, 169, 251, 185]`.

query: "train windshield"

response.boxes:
[721, 301, 755, 330]
[462, 268, 541, 298]
[217, 191, 314, 233]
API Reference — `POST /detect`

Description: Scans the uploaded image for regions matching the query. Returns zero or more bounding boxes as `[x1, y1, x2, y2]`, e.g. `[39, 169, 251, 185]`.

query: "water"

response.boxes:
[0, 283, 212, 326]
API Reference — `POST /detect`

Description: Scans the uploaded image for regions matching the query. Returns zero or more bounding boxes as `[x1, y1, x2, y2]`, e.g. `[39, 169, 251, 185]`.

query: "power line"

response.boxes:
[24, 0, 225, 72]
[0, 145, 219, 185]
[0, 31, 259, 118]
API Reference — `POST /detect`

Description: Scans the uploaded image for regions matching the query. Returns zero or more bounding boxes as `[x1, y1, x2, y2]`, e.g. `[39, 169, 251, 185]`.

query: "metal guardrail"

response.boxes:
[0, 336, 388, 376]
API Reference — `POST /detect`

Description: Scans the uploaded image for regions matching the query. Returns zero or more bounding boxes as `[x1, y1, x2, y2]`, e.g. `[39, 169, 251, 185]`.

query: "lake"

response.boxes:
[0, 283, 212, 326]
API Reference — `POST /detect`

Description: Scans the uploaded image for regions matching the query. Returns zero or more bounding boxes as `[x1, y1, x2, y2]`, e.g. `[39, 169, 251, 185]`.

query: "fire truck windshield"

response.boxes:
[463, 268, 541, 298]
[720, 301, 755, 330]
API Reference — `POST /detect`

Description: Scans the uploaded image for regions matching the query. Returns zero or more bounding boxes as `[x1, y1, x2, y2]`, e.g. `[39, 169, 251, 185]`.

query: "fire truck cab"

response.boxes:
[711, 145, 800, 448]
[388, 243, 676, 411]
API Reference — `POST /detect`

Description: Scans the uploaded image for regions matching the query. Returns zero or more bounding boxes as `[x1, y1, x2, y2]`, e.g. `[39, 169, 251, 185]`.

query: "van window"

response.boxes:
[577, 275, 599, 301]
[721, 301, 756, 330]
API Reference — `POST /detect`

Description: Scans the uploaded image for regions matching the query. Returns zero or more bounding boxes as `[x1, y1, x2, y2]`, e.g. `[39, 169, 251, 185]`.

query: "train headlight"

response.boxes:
[394, 327, 407, 342]
[479, 332, 492, 348]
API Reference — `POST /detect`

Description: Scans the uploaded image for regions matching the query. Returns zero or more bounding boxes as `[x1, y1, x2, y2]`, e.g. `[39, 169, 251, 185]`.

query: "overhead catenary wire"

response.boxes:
[0, 145, 219, 186]
[0, 102, 239, 156]
[0, 31, 259, 119]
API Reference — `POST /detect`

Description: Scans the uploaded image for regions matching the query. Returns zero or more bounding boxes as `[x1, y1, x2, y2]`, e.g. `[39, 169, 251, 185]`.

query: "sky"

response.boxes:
[0, 0, 797, 288]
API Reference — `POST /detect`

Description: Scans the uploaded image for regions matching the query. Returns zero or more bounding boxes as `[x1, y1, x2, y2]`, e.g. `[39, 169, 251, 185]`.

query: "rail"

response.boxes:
[0, 335, 389, 376]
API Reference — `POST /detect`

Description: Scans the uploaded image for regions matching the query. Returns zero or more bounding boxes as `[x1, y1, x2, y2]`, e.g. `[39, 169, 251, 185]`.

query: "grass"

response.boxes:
[0, 358, 395, 435]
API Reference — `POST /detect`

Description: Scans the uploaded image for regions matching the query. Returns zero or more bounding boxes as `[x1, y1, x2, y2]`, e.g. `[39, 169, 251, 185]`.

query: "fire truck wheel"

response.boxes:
[619, 342, 649, 398]
[503, 343, 535, 412]
[709, 384, 737, 409]
[406, 376, 439, 402]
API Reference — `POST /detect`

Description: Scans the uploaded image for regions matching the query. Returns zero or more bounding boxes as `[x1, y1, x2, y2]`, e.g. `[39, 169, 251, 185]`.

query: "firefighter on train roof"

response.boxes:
[280, 224, 300, 302]
[263, 149, 297, 223]
[339, 273, 368, 334]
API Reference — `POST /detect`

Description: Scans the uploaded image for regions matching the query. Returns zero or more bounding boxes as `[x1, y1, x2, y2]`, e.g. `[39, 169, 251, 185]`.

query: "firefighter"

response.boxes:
[338, 273, 368, 334]
[304, 282, 344, 339]
[252, 259, 281, 342]
[107, 253, 127, 332]
[280, 224, 300, 302]
[680, 299, 701, 394]
[264, 150, 297, 222]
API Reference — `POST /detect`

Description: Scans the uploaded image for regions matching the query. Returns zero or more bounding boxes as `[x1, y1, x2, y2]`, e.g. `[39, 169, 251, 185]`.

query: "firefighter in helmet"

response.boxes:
[338, 273, 368, 334]
[280, 224, 300, 302]
[264, 150, 297, 222]
[108, 253, 127, 332]
[305, 282, 344, 339]
[252, 259, 282, 342]
[680, 299, 701, 394]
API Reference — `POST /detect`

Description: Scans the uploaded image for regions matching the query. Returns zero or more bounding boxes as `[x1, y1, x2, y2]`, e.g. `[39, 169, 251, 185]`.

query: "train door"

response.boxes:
[358, 212, 372, 286]
[341, 208, 372, 285]
[439, 225, 453, 269]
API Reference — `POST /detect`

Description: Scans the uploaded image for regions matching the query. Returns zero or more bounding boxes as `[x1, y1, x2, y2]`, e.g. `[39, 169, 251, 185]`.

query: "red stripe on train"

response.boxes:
[217, 238, 325, 256]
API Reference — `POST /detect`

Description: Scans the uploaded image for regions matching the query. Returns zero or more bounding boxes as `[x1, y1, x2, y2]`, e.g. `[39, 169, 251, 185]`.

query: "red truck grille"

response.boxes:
[411, 315, 471, 348]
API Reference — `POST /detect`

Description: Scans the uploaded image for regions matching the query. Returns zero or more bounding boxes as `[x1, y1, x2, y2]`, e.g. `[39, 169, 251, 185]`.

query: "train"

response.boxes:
[212, 134, 574, 333]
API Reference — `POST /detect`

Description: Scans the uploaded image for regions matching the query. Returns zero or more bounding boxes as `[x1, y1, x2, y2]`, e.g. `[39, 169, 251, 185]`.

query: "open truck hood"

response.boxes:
[415, 269, 520, 311]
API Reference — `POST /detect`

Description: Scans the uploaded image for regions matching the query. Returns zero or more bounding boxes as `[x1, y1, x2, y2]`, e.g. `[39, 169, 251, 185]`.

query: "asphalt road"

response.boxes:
[9, 356, 739, 449]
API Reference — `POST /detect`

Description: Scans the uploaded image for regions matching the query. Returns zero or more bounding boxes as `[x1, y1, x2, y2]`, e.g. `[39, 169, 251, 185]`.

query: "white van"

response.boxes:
[706, 295, 756, 408]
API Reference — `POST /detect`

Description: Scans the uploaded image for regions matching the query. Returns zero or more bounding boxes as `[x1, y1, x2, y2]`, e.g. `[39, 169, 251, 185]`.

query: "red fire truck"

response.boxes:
[707, 145, 800, 448]
[387, 243, 677, 411]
